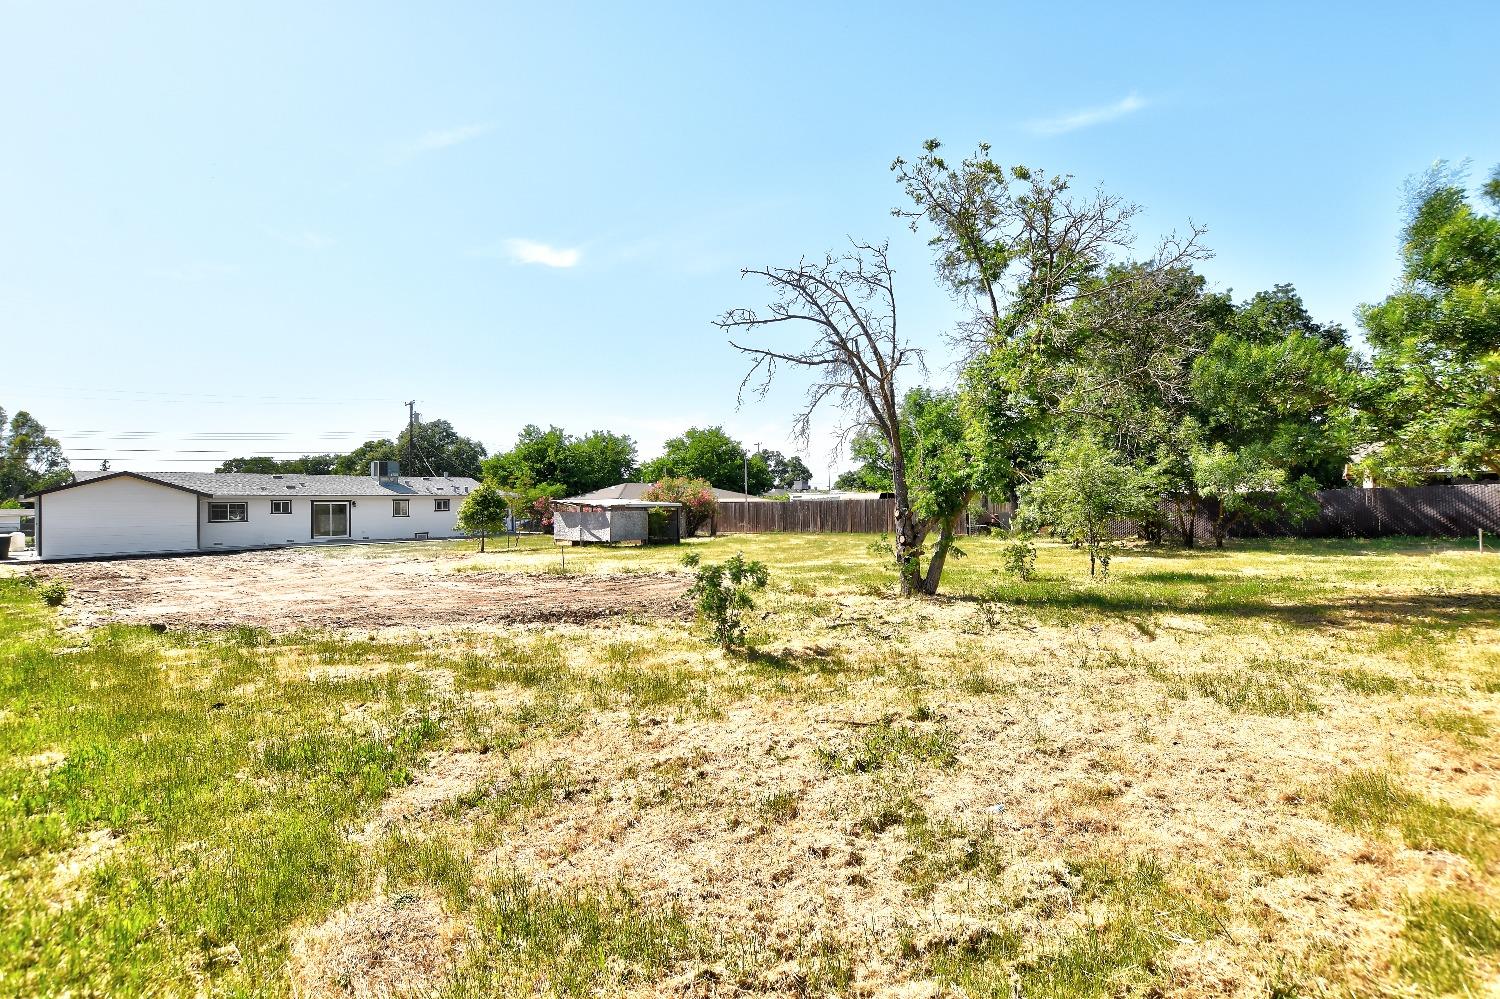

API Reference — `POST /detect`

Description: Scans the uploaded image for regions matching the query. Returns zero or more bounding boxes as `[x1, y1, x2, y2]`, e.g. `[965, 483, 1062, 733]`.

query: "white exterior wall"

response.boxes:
[199, 494, 465, 549]
[39, 478, 199, 559]
[609, 508, 649, 542]
[552, 507, 650, 543]
[553, 508, 610, 543]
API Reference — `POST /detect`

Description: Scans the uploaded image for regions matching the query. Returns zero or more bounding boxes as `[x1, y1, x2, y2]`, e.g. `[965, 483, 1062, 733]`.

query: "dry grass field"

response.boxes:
[3, 534, 1499, 997]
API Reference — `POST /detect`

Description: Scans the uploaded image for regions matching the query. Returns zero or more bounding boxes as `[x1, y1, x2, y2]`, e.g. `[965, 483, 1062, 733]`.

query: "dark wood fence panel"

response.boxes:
[707, 485, 1500, 539]
[712, 499, 894, 534]
[1232, 482, 1500, 539]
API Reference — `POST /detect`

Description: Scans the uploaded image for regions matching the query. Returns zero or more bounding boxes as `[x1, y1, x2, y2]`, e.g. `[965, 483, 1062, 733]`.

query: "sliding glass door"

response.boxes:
[312, 502, 350, 539]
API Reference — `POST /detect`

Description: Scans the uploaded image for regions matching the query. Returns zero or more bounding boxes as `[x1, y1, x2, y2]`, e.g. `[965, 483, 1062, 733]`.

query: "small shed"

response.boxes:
[552, 498, 683, 545]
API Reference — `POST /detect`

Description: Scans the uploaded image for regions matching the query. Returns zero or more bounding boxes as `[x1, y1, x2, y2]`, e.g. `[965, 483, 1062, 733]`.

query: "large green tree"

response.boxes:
[0, 408, 70, 500]
[895, 141, 1360, 547]
[216, 454, 340, 474]
[482, 425, 638, 497]
[893, 140, 1211, 501]
[332, 438, 398, 476]
[333, 419, 487, 479]
[639, 427, 771, 494]
[1357, 163, 1500, 482]
[833, 430, 894, 491]
[757, 450, 814, 491]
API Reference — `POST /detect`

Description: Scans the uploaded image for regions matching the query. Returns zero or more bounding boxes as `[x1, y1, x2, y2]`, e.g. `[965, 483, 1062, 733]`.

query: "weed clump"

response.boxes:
[815, 721, 958, 773]
[38, 581, 67, 607]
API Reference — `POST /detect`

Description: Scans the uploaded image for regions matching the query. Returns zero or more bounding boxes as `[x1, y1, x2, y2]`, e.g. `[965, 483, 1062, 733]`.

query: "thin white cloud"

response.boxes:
[261, 225, 334, 250]
[501, 238, 581, 268]
[145, 261, 238, 282]
[407, 122, 493, 155]
[1026, 93, 1148, 136]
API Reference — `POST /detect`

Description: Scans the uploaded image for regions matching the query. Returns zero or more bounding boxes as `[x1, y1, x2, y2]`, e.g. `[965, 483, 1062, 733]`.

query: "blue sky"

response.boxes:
[3, 1, 1497, 479]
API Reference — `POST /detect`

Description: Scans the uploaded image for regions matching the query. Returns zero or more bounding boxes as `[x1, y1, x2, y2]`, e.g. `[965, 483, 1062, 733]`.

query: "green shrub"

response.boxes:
[38, 581, 66, 607]
[686, 553, 769, 651]
[1000, 534, 1037, 580]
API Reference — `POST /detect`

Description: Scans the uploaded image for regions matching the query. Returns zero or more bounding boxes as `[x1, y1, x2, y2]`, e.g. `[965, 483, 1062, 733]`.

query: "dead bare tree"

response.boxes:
[716, 241, 937, 596]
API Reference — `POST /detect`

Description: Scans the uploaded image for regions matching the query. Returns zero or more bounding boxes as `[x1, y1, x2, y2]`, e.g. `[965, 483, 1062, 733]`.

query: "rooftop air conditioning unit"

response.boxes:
[370, 460, 401, 479]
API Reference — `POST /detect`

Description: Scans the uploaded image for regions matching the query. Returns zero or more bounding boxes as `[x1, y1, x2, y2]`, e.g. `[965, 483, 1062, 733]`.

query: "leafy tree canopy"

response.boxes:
[757, 450, 814, 491]
[328, 418, 487, 479]
[833, 430, 894, 491]
[1357, 162, 1500, 482]
[482, 425, 638, 497]
[643, 476, 719, 537]
[0, 407, 70, 501]
[332, 438, 398, 477]
[1189, 443, 1320, 548]
[216, 454, 340, 475]
[455, 482, 510, 552]
[640, 427, 772, 494]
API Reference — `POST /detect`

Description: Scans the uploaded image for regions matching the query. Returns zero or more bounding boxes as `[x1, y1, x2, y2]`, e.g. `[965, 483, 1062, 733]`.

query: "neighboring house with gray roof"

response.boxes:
[568, 482, 773, 504]
[24, 462, 479, 560]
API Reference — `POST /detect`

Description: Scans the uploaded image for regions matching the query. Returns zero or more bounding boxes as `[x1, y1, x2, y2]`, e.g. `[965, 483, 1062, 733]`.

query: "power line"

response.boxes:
[22, 384, 399, 404]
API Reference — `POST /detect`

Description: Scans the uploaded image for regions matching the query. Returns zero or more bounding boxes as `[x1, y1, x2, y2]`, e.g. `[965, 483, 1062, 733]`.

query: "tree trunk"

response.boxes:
[888, 429, 926, 597]
[479, 531, 487, 553]
[1176, 495, 1198, 548]
[920, 511, 962, 594]
[893, 506, 923, 596]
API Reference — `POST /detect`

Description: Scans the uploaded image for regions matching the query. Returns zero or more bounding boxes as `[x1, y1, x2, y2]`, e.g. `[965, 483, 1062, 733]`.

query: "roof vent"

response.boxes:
[370, 460, 401, 480]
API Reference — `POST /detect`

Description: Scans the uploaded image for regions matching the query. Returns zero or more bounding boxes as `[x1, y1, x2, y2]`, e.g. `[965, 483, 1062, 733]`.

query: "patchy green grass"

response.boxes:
[1155, 656, 1321, 716]
[0, 578, 445, 996]
[9, 532, 1500, 996]
[926, 853, 1226, 998]
[1419, 708, 1493, 747]
[1394, 889, 1500, 994]
[441, 873, 715, 998]
[815, 720, 959, 773]
[758, 788, 800, 823]
[1328, 665, 1411, 695]
[1324, 770, 1500, 868]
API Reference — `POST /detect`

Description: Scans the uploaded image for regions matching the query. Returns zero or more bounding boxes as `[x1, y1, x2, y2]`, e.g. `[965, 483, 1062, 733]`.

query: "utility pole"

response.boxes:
[404, 400, 416, 473]
[744, 442, 760, 529]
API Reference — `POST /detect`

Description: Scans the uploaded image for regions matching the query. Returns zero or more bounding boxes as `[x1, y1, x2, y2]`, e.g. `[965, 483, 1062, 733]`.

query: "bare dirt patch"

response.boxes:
[32, 547, 691, 631]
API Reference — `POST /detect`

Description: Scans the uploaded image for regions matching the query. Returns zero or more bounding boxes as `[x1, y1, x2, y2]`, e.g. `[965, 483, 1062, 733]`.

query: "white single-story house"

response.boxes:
[25, 464, 480, 560]
[552, 498, 684, 545]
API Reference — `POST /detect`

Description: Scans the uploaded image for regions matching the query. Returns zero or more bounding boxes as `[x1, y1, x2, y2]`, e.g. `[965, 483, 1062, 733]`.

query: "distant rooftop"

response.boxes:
[567, 482, 772, 503]
[34, 470, 480, 498]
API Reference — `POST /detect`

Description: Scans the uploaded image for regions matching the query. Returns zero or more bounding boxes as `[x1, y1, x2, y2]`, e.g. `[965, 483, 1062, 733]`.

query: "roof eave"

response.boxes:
[25, 470, 214, 500]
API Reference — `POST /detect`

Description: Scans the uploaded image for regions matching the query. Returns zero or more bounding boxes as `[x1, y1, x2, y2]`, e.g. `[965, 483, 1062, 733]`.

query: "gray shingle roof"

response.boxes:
[568, 482, 771, 503]
[141, 471, 480, 497]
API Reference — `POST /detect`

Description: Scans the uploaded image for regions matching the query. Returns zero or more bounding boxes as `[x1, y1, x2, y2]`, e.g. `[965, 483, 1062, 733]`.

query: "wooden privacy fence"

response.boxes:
[708, 484, 1500, 539]
[712, 499, 895, 534]
[711, 498, 1011, 535]
[1228, 481, 1500, 539]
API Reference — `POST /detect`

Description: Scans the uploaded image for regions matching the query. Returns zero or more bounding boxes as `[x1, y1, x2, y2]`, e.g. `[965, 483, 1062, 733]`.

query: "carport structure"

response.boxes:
[551, 498, 683, 545]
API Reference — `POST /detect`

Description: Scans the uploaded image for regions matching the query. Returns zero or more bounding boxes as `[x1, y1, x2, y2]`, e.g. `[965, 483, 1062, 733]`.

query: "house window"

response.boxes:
[208, 502, 248, 523]
[270, 500, 292, 515]
[392, 499, 410, 517]
[434, 498, 450, 513]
